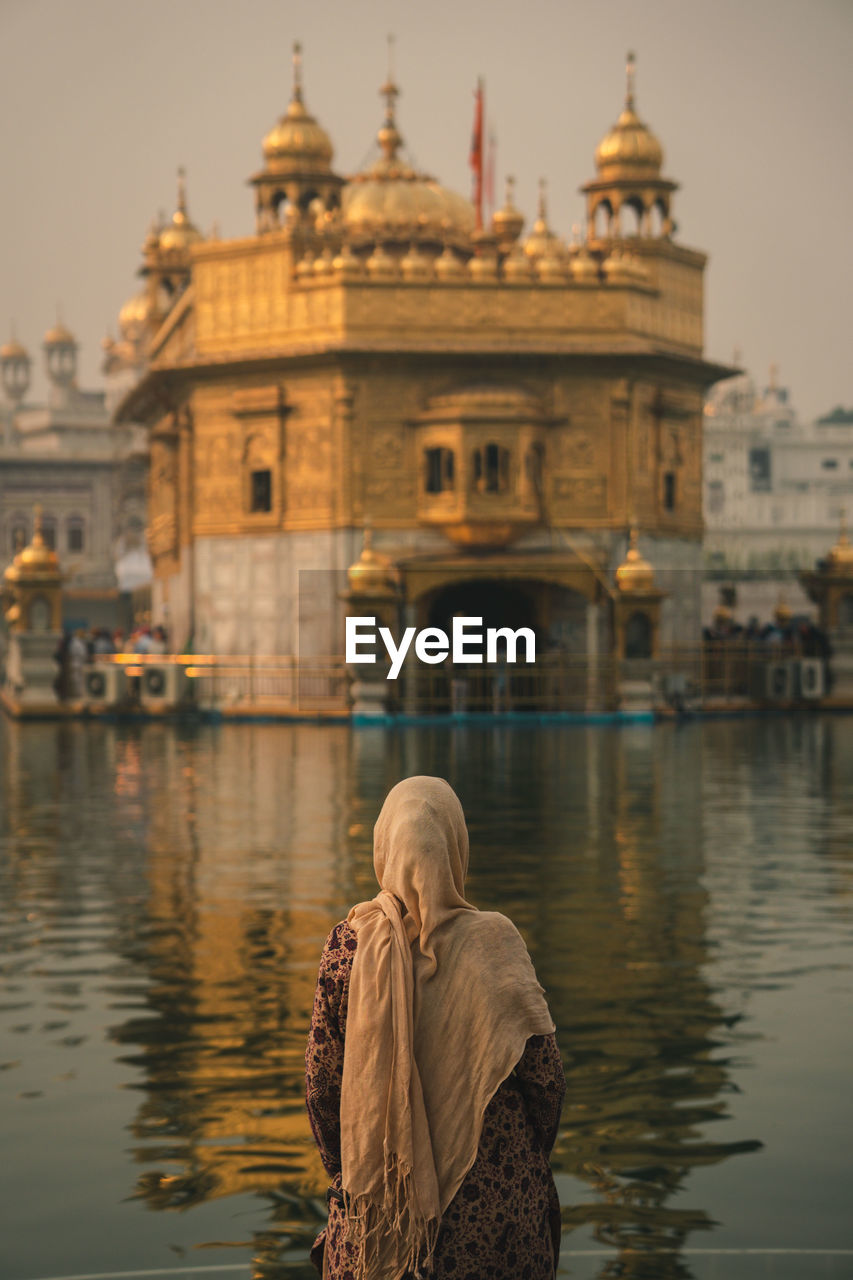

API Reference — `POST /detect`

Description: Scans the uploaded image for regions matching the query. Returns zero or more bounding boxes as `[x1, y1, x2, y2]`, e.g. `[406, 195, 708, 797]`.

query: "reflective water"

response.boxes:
[0, 717, 852, 1280]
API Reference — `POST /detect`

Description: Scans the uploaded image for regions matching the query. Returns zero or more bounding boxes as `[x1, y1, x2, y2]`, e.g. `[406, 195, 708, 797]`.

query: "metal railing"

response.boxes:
[398, 653, 620, 716]
[89, 644, 828, 717]
[97, 654, 349, 713]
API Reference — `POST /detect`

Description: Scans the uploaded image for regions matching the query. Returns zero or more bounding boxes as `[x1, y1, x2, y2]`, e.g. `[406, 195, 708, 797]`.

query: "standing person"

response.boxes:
[92, 627, 115, 656]
[305, 776, 565, 1280]
[134, 626, 153, 655]
[68, 629, 88, 697]
[149, 625, 167, 655]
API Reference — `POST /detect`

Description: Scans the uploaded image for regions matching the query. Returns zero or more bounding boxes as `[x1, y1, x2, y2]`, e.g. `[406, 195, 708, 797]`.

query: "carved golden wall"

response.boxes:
[149, 359, 705, 572]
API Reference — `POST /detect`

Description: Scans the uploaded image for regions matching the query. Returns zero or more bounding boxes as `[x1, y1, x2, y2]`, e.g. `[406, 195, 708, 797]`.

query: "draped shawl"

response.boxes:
[339, 776, 555, 1280]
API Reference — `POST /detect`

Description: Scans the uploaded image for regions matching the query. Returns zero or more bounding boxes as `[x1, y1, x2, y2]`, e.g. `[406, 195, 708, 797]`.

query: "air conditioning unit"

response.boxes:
[759, 660, 793, 701]
[139, 663, 190, 708]
[796, 658, 825, 700]
[82, 663, 128, 705]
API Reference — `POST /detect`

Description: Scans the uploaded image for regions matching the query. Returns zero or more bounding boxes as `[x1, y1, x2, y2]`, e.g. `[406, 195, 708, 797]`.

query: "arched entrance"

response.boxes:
[406, 577, 595, 713]
[417, 578, 538, 713]
[426, 579, 537, 634]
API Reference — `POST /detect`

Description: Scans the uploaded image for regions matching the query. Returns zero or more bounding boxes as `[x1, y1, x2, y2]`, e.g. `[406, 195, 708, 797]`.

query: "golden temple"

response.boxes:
[115, 47, 730, 664]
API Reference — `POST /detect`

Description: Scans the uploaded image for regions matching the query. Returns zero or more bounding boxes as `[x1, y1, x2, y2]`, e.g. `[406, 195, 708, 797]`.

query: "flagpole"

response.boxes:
[470, 77, 484, 231]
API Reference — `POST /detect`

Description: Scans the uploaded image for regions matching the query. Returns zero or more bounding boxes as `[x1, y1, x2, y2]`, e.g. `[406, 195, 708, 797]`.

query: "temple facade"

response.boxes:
[116, 49, 729, 663]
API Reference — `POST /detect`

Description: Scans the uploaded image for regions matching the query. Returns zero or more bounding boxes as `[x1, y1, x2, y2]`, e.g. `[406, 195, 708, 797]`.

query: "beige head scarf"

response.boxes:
[340, 776, 555, 1280]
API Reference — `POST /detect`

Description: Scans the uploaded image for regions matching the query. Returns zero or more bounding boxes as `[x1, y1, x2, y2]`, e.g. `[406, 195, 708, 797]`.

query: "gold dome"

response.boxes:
[342, 75, 475, 245]
[14, 508, 60, 577]
[827, 514, 853, 571]
[492, 176, 525, 246]
[118, 289, 154, 340]
[158, 169, 203, 253]
[262, 43, 334, 175]
[347, 527, 398, 596]
[523, 180, 568, 263]
[615, 528, 656, 593]
[595, 53, 664, 177]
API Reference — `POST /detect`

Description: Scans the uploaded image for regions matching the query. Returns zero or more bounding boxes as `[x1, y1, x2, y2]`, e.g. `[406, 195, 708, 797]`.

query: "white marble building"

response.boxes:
[0, 323, 151, 630]
[702, 366, 853, 625]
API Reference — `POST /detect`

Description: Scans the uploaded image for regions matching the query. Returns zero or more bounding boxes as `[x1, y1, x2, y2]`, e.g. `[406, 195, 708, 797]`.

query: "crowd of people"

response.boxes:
[703, 612, 831, 658]
[53, 624, 169, 699]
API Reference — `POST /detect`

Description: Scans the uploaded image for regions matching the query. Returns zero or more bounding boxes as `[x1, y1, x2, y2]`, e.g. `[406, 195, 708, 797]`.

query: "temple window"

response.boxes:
[250, 469, 272, 513]
[41, 516, 57, 550]
[473, 443, 510, 494]
[424, 447, 455, 494]
[67, 517, 85, 553]
[663, 471, 676, 511]
[749, 447, 771, 491]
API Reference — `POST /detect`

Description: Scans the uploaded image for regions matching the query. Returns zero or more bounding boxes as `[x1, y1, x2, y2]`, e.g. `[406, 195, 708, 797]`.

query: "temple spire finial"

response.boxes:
[380, 33, 399, 122]
[292, 40, 303, 104]
[625, 50, 636, 109]
[537, 177, 548, 223]
[377, 35, 402, 161]
[176, 166, 187, 215]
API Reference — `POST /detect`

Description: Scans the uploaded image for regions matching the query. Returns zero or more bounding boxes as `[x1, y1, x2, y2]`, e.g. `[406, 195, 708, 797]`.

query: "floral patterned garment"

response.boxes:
[305, 920, 566, 1280]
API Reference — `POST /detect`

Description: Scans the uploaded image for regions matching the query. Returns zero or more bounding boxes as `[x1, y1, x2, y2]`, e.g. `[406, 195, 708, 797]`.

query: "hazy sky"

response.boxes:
[1, 0, 851, 420]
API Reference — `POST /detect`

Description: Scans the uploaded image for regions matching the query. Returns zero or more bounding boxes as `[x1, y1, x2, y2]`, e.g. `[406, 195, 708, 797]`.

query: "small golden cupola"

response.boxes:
[117, 290, 155, 345]
[158, 168, 203, 254]
[342, 61, 475, 259]
[613, 527, 666, 661]
[522, 180, 569, 265]
[346, 526, 399, 597]
[826, 513, 853, 571]
[800, 513, 853, 632]
[250, 42, 344, 233]
[582, 53, 678, 242]
[615, 526, 656, 593]
[137, 170, 205, 313]
[17, 506, 61, 576]
[2, 506, 63, 637]
[491, 176, 525, 253]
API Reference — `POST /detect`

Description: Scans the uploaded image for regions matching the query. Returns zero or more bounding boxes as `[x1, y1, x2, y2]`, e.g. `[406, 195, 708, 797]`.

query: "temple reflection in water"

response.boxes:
[23, 720, 853, 1275]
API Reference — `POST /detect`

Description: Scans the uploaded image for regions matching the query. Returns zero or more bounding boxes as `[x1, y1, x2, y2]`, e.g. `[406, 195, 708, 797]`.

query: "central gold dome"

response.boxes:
[343, 167, 476, 242]
[342, 75, 475, 245]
